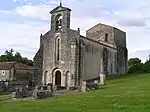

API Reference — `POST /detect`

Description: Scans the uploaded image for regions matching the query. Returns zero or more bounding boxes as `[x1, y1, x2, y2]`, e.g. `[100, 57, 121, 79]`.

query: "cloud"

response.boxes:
[117, 18, 146, 27]
[0, 0, 150, 61]
[129, 50, 150, 62]
[15, 4, 52, 20]
[13, 0, 31, 3]
[0, 21, 48, 59]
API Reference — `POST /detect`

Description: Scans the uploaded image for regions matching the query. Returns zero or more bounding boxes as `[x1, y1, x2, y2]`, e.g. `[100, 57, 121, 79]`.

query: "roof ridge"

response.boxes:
[0, 61, 16, 63]
[50, 5, 71, 14]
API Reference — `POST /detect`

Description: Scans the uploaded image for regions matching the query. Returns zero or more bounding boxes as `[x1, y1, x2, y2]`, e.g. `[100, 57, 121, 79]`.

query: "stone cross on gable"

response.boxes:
[59, 0, 62, 6]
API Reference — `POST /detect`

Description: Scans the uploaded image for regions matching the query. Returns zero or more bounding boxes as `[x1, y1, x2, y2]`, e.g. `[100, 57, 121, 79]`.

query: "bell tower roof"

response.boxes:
[50, 3, 71, 14]
[50, 2, 71, 31]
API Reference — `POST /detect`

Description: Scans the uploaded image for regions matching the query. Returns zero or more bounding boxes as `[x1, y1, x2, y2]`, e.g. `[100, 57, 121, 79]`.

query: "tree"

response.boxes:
[0, 49, 33, 66]
[143, 60, 150, 73]
[1, 49, 15, 61]
[128, 58, 141, 66]
[5, 49, 14, 56]
[14, 52, 22, 62]
[128, 58, 145, 73]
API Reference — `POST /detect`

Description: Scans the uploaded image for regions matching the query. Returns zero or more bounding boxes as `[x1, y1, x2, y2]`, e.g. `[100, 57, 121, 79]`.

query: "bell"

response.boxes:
[58, 19, 62, 25]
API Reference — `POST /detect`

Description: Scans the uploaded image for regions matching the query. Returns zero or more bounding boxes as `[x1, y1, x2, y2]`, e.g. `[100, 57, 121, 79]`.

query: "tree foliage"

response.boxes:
[143, 60, 150, 73]
[128, 58, 150, 74]
[0, 49, 33, 66]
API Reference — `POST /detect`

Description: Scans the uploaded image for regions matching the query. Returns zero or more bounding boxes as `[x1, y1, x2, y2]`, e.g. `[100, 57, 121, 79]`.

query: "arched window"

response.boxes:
[57, 38, 60, 61]
[55, 14, 62, 32]
[105, 33, 108, 42]
[55, 37, 61, 62]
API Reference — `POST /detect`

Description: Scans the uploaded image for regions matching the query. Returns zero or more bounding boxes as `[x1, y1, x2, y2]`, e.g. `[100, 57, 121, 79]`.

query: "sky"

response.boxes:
[0, 0, 150, 62]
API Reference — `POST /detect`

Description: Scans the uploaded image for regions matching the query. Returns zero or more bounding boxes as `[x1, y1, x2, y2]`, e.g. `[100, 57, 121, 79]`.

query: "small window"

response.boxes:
[2, 70, 5, 75]
[105, 33, 108, 42]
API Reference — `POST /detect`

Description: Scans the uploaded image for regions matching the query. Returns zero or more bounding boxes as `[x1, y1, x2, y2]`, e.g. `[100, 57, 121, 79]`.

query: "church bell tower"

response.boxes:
[50, 3, 71, 32]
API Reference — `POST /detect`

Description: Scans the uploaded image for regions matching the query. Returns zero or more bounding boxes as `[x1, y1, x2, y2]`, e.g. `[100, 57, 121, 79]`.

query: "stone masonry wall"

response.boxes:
[114, 28, 127, 75]
[86, 23, 115, 45]
[86, 23, 127, 75]
[42, 28, 80, 87]
[33, 47, 43, 86]
[0, 70, 10, 81]
[80, 36, 117, 81]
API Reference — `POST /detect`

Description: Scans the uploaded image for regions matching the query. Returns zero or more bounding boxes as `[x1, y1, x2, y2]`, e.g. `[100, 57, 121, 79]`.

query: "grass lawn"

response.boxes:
[0, 73, 150, 112]
[0, 95, 11, 101]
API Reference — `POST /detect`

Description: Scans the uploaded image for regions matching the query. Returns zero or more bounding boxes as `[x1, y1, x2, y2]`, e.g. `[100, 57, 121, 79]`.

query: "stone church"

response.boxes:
[33, 3, 128, 90]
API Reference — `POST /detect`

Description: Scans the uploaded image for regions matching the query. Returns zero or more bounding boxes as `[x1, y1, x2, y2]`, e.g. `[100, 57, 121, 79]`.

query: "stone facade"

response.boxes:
[0, 69, 13, 81]
[0, 62, 33, 81]
[33, 3, 128, 89]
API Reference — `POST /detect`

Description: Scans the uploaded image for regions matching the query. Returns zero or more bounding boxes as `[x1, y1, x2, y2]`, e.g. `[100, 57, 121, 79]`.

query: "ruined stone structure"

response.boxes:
[0, 61, 33, 81]
[33, 3, 128, 90]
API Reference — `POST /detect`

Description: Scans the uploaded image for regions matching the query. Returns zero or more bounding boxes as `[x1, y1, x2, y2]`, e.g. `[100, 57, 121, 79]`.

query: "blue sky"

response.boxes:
[0, 0, 150, 62]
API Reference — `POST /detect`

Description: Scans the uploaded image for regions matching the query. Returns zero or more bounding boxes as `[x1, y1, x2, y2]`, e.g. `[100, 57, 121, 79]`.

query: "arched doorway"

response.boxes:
[55, 70, 61, 87]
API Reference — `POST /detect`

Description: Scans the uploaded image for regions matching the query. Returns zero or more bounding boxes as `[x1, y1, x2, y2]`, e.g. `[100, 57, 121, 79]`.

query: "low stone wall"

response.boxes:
[8, 81, 29, 92]
[80, 81, 99, 92]
[12, 91, 33, 99]
[0, 81, 5, 92]
[0, 81, 29, 92]
[32, 85, 53, 99]
[80, 74, 106, 92]
[12, 84, 53, 99]
[33, 90, 52, 99]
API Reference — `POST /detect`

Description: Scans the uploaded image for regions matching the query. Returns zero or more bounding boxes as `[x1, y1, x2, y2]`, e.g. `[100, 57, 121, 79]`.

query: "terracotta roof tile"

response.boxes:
[0, 61, 33, 70]
[0, 62, 16, 70]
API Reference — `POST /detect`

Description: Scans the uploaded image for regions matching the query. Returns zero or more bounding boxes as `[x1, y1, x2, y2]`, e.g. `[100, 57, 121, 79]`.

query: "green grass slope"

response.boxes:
[0, 73, 150, 112]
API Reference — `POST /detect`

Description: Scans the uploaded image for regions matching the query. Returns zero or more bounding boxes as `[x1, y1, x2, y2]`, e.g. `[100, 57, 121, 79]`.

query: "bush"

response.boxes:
[128, 58, 150, 74]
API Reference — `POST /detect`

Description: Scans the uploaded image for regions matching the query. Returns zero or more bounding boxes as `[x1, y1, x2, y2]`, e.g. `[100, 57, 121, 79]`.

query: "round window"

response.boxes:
[2, 70, 5, 75]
